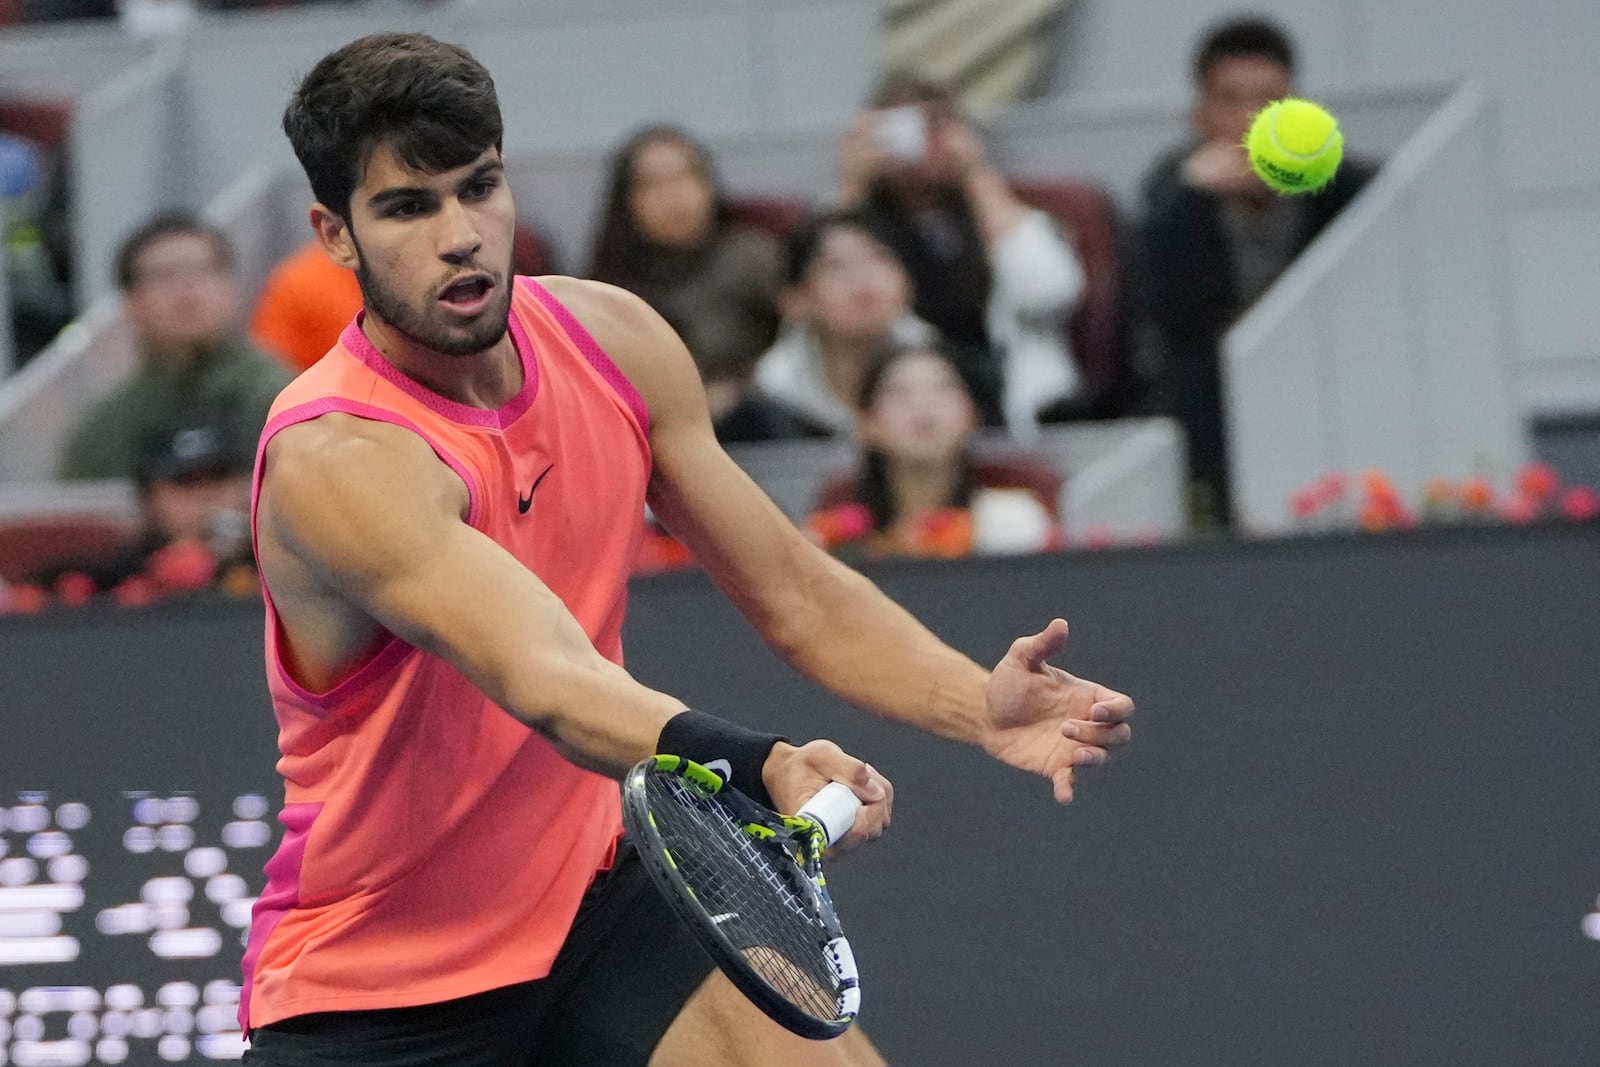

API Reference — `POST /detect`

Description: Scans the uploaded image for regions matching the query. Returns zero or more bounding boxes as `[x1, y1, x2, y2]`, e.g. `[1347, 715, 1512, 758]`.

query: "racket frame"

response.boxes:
[621, 754, 861, 1040]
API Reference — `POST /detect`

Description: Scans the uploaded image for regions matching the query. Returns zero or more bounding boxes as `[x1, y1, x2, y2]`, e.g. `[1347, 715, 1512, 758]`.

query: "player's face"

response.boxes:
[342, 143, 517, 358]
[628, 138, 716, 249]
[858, 349, 976, 466]
[1195, 55, 1294, 144]
[797, 227, 912, 343]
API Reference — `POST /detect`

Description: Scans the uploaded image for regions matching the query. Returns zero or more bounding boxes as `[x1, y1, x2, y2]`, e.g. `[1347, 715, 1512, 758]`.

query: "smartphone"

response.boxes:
[872, 105, 927, 162]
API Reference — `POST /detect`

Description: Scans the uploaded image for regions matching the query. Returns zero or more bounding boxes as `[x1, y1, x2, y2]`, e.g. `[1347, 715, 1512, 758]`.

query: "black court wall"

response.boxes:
[3, 524, 1598, 1065]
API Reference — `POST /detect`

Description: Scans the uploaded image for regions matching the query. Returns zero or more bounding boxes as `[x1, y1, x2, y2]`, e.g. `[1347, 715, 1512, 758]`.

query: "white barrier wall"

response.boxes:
[0, 297, 138, 483]
[1223, 85, 1530, 534]
[68, 42, 193, 310]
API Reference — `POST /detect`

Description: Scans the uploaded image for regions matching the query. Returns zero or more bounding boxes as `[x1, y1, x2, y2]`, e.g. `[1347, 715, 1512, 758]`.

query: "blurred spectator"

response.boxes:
[251, 223, 555, 374]
[1139, 15, 1377, 528]
[0, 128, 71, 363]
[587, 125, 782, 422]
[249, 237, 362, 373]
[58, 212, 291, 480]
[745, 209, 938, 441]
[838, 73, 1084, 437]
[30, 419, 254, 598]
[805, 337, 1062, 561]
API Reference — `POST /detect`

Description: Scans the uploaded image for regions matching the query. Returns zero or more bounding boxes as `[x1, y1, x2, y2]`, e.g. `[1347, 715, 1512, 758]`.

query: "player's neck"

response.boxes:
[361, 314, 523, 409]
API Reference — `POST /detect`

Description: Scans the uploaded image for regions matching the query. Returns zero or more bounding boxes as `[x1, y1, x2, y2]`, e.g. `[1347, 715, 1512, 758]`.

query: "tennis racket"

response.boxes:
[621, 754, 864, 1040]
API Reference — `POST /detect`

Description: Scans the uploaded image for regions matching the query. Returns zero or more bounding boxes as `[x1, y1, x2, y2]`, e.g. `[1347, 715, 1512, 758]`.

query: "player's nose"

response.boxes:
[436, 198, 483, 264]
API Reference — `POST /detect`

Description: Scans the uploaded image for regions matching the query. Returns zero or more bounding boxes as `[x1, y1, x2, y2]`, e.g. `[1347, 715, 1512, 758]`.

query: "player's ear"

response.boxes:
[310, 205, 358, 271]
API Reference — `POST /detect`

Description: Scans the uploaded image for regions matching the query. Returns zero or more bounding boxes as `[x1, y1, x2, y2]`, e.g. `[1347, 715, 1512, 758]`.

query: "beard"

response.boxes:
[352, 240, 515, 358]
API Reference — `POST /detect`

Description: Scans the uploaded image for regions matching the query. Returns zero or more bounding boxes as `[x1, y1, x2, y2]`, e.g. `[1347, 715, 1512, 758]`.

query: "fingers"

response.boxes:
[1012, 617, 1069, 671]
[772, 740, 893, 847]
[1060, 719, 1132, 751]
[1089, 690, 1135, 725]
[1051, 765, 1075, 805]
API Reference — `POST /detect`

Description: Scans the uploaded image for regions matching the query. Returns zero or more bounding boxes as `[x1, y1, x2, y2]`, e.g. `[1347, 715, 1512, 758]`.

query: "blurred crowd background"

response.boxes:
[0, 0, 1596, 610]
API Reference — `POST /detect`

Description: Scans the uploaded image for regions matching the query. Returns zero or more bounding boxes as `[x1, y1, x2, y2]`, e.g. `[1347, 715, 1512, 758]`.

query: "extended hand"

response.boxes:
[1181, 139, 1268, 199]
[981, 619, 1134, 803]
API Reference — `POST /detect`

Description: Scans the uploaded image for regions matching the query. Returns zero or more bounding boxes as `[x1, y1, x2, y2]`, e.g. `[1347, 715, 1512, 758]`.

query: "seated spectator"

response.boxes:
[742, 209, 936, 440]
[586, 124, 782, 418]
[58, 213, 291, 481]
[29, 419, 255, 601]
[838, 73, 1085, 437]
[1140, 15, 1377, 528]
[805, 337, 1062, 561]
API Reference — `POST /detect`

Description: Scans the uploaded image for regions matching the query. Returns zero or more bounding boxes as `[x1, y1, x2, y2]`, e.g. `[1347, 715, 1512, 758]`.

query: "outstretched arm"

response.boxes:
[255, 414, 891, 826]
[543, 278, 1134, 802]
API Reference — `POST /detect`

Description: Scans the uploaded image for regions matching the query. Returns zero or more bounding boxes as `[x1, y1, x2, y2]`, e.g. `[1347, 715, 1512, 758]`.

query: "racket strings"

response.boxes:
[649, 775, 841, 1021]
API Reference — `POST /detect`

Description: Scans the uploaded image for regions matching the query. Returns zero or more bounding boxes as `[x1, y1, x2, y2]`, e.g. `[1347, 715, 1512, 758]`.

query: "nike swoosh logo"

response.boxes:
[518, 464, 554, 515]
[703, 758, 732, 783]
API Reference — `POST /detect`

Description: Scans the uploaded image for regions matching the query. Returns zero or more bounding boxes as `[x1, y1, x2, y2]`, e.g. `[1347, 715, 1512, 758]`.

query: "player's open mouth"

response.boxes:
[439, 274, 494, 314]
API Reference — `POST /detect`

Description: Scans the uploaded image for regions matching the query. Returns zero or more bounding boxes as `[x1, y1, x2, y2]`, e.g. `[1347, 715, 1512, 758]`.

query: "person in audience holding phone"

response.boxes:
[243, 33, 1131, 1066]
[837, 73, 1085, 438]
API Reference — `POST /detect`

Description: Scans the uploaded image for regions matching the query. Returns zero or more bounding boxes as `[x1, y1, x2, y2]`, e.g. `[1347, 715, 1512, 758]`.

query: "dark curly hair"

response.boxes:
[282, 33, 503, 220]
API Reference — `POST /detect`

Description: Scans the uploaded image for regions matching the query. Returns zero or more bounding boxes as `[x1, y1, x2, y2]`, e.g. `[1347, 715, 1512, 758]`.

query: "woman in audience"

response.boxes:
[587, 125, 782, 423]
[805, 337, 1063, 561]
[838, 73, 1085, 438]
[743, 209, 942, 439]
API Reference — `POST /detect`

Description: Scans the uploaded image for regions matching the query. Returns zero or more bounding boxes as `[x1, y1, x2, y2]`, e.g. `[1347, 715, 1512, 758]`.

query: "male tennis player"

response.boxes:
[241, 33, 1133, 1067]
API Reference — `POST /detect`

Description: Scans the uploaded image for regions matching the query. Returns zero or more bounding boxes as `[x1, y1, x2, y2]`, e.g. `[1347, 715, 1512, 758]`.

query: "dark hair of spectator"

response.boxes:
[781, 208, 898, 287]
[114, 213, 234, 292]
[282, 33, 503, 221]
[587, 124, 732, 285]
[854, 337, 977, 532]
[1193, 16, 1297, 85]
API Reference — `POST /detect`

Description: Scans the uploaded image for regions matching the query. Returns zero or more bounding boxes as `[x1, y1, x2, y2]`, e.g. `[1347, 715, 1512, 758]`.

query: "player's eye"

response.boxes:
[464, 178, 497, 200]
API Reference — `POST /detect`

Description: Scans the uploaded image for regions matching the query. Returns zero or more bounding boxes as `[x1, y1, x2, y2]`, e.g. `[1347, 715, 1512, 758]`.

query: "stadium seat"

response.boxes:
[1012, 177, 1135, 419]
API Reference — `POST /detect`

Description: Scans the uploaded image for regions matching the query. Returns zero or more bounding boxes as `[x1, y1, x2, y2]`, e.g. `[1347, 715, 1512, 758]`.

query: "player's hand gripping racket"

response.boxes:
[621, 754, 863, 1040]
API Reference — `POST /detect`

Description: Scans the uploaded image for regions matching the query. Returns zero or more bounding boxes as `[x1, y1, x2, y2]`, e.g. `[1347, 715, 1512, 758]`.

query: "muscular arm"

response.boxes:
[544, 277, 994, 744]
[256, 415, 686, 776]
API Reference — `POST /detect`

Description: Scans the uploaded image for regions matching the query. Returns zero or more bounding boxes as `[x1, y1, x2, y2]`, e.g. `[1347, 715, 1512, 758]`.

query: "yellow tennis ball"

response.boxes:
[1245, 98, 1343, 195]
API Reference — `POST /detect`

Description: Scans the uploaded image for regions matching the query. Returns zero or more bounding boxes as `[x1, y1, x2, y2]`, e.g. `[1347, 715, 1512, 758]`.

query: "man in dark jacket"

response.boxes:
[1140, 15, 1376, 529]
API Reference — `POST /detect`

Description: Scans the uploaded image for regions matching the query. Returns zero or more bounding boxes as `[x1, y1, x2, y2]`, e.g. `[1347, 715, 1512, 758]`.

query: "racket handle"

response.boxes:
[797, 781, 862, 846]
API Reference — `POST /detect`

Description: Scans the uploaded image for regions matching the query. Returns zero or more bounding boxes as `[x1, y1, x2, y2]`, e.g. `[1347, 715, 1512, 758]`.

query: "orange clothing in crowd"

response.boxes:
[249, 241, 364, 373]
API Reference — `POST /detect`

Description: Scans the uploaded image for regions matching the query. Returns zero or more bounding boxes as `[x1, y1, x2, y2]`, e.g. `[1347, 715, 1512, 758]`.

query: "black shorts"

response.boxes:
[243, 839, 715, 1067]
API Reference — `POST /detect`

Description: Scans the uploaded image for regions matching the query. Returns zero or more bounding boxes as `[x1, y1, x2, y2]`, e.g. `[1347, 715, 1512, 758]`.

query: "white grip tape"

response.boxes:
[797, 781, 861, 846]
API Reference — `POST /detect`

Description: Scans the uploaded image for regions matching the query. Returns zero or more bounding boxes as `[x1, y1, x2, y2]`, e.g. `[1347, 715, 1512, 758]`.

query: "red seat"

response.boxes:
[727, 195, 812, 242]
[0, 96, 72, 146]
[0, 514, 139, 585]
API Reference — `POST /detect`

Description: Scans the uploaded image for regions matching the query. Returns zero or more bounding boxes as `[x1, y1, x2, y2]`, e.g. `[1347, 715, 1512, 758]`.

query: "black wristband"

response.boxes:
[657, 709, 787, 810]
